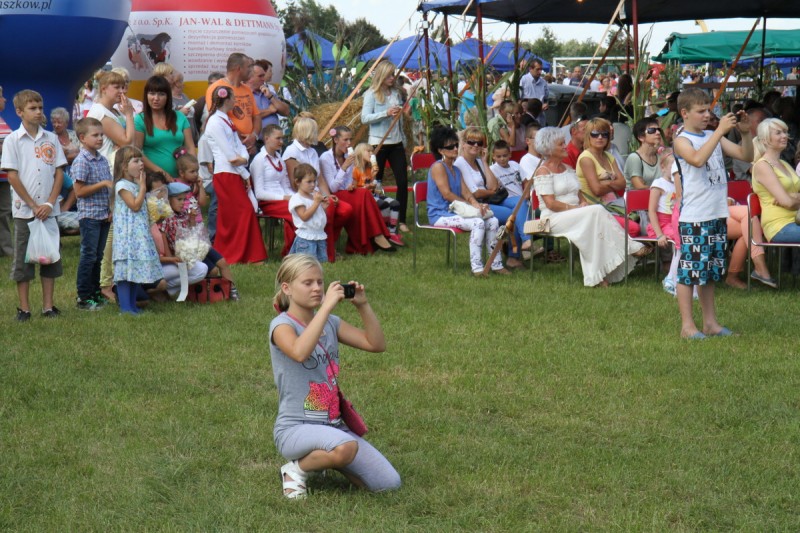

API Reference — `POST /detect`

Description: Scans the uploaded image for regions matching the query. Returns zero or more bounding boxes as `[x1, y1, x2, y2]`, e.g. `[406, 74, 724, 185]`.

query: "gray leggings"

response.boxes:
[276, 424, 401, 493]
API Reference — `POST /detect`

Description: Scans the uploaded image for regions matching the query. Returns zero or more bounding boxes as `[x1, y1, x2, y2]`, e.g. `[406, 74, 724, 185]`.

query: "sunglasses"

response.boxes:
[465, 140, 485, 147]
[589, 131, 610, 139]
[441, 143, 459, 151]
[645, 127, 662, 134]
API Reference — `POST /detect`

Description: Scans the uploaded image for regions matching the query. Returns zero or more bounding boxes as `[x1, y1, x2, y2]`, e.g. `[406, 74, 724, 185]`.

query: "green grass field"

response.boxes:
[2, 222, 799, 531]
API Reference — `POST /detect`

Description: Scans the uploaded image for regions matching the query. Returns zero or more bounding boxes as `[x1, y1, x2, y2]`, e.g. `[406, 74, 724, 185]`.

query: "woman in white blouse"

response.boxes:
[251, 124, 296, 256]
[532, 127, 650, 287]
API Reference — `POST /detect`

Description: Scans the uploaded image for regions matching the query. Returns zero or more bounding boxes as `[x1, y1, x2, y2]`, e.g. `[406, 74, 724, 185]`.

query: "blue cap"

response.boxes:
[167, 182, 191, 197]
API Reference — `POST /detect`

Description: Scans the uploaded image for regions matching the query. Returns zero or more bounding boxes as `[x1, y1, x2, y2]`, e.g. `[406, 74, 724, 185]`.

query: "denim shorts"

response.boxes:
[289, 237, 327, 263]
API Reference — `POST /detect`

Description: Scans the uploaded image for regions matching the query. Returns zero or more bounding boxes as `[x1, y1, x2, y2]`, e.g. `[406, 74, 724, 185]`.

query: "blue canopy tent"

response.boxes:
[286, 31, 343, 69]
[450, 38, 551, 71]
[360, 35, 479, 71]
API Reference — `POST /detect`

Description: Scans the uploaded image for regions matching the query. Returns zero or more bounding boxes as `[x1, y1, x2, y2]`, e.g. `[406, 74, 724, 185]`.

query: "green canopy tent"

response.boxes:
[654, 29, 800, 63]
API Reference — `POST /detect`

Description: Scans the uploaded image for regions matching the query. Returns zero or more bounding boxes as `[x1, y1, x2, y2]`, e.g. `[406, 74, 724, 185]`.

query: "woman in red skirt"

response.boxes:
[252, 123, 296, 256]
[204, 85, 267, 264]
[319, 126, 396, 254]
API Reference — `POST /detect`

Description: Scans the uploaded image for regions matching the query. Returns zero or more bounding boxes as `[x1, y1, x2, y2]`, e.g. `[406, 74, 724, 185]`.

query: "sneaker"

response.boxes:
[42, 306, 61, 318]
[15, 308, 31, 322]
[388, 234, 405, 247]
[229, 283, 241, 302]
[93, 292, 111, 306]
[662, 278, 677, 297]
[77, 297, 102, 311]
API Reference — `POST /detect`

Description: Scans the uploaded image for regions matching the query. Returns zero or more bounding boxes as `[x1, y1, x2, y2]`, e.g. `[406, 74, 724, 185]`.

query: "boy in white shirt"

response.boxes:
[1, 90, 67, 320]
[490, 140, 531, 269]
[288, 163, 328, 263]
[673, 87, 753, 339]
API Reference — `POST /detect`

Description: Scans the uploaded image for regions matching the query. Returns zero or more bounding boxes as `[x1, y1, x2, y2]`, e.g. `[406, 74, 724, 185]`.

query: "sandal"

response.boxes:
[280, 460, 308, 499]
[632, 245, 653, 258]
[398, 223, 410, 234]
[545, 250, 567, 263]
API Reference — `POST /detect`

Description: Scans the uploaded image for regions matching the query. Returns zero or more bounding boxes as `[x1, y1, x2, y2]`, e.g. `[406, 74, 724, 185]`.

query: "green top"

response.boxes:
[134, 112, 190, 178]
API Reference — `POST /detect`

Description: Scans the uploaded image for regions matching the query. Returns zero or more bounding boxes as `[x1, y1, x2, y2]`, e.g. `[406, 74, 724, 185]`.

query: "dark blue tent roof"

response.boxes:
[360, 35, 478, 71]
[450, 38, 551, 71]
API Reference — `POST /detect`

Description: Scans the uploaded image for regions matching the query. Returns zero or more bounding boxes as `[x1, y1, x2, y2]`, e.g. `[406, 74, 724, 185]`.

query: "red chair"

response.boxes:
[623, 189, 667, 280]
[412, 181, 465, 273]
[727, 180, 753, 206]
[746, 193, 800, 289]
[411, 152, 436, 172]
[510, 150, 526, 163]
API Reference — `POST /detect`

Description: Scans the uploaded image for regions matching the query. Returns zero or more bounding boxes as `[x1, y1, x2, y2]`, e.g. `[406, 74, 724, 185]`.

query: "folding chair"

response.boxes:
[412, 181, 466, 273]
[411, 152, 436, 172]
[746, 193, 800, 289]
[623, 189, 667, 280]
[526, 188, 575, 281]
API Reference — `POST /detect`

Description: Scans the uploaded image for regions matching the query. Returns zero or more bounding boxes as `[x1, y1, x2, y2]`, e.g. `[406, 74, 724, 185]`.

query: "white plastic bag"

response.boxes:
[174, 224, 211, 268]
[25, 218, 61, 264]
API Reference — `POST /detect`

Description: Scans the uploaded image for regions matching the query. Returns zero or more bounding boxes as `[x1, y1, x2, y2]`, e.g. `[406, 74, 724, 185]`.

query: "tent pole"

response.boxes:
[626, 24, 631, 73]
[632, 0, 639, 100]
[515, 23, 520, 67]
[710, 17, 761, 111]
[758, 17, 767, 97]
[424, 11, 432, 102]
[444, 15, 455, 123]
[477, 2, 485, 99]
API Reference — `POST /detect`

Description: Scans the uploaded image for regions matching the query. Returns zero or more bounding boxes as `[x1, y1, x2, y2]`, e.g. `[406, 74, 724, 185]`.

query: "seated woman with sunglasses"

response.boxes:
[624, 118, 663, 190]
[576, 117, 640, 237]
[427, 127, 509, 276]
[533, 127, 651, 287]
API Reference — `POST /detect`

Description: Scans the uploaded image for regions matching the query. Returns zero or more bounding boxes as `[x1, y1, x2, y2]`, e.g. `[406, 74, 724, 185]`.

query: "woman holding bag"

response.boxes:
[270, 254, 401, 499]
[427, 126, 508, 276]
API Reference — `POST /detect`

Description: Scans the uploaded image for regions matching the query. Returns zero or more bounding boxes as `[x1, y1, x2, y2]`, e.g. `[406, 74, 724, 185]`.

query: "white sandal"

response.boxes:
[280, 460, 308, 499]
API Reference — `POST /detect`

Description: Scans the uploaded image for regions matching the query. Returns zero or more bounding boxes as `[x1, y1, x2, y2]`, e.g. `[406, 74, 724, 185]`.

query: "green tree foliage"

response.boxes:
[277, 0, 388, 51]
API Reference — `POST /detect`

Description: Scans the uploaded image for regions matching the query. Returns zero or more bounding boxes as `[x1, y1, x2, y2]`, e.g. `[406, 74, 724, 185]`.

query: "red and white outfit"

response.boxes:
[319, 149, 391, 254]
[251, 146, 296, 256]
[204, 110, 266, 264]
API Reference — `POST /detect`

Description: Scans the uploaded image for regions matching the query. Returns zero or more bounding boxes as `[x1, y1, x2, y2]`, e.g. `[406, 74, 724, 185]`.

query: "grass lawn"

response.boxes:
[2, 218, 799, 531]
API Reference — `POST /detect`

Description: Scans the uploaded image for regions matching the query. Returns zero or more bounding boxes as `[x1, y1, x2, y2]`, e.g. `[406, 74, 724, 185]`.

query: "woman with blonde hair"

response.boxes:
[269, 254, 400, 499]
[576, 117, 640, 236]
[752, 118, 800, 244]
[361, 60, 410, 233]
[283, 115, 353, 261]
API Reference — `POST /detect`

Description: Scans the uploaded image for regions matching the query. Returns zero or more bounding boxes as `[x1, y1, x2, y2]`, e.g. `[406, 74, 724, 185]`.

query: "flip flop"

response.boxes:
[684, 332, 707, 340]
[710, 327, 735, 337]
[751, 271, 778, 288]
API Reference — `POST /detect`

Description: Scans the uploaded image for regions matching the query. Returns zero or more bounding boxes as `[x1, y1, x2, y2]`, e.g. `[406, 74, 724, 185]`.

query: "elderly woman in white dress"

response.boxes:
[532, 127, 651, 287]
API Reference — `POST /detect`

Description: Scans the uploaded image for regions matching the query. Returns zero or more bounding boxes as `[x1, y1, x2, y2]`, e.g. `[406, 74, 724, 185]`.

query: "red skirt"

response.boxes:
[324, 199, 353, 262]
[213, 172, 267, 264]
[258, 200, 296, 257]
[335, 188, 391, 254]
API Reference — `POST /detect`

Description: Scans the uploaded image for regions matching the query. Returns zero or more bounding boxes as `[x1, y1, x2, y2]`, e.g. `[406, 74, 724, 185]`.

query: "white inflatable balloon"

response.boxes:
[111, 0, 286, 100]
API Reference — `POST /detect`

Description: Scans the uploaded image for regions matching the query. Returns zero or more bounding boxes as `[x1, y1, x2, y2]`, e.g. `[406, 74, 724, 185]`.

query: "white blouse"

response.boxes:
[454, 156, 489, 193]
[282, 139, 319, 173]
[251, 147, 293, 201]
[319, 149, 353, 193]
[535, 169, 581, 217]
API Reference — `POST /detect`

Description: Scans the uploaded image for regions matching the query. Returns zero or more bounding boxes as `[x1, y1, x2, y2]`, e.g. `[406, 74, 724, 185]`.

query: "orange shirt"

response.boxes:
[205, 79, 258, 136]
[352, 167, 373, 188]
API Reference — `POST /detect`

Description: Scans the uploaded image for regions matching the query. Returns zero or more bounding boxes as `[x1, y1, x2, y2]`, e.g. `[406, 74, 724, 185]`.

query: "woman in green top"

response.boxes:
[134, 75, 196, 181]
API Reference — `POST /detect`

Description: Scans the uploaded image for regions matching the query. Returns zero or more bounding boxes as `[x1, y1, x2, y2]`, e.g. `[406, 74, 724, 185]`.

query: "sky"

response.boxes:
[272, 0, 800, 60]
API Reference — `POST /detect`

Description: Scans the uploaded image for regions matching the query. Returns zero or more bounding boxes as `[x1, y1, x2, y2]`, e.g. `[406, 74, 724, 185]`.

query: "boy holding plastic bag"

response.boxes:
[1, 90, 67, 321]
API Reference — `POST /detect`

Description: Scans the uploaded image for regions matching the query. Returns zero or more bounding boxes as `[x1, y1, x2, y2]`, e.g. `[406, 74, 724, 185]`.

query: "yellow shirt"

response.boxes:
[753, 158, 800, 240]
[576, 150, 617, 199]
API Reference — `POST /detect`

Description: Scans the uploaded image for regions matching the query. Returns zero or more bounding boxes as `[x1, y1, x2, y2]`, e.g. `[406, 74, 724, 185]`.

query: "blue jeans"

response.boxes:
[771, 222, 800, 243]
[290, 237, 327, 263]
[77, 218, 111, 299]
[205, 182, 217, 243]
